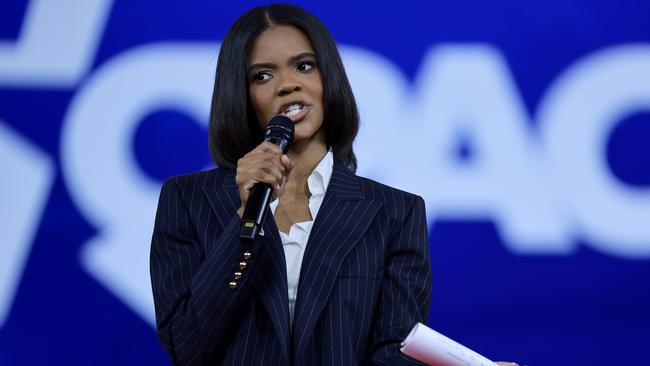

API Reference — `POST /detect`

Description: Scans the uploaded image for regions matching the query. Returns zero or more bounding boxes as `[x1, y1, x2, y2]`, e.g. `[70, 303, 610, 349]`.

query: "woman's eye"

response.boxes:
[252, 72, 271, 82]
[297, 62, 314, 72]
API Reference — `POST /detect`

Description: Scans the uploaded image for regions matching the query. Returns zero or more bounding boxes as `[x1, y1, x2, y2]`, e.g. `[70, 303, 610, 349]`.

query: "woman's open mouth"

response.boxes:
[280, 102, 310, 122]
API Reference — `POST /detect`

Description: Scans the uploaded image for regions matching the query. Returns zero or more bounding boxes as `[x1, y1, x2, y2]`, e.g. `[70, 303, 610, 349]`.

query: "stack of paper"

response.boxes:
[401, 322, 498, 366]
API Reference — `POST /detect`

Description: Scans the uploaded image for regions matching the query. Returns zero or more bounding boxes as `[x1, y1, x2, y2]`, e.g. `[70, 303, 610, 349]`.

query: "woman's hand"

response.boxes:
[235, 141, 293, 217]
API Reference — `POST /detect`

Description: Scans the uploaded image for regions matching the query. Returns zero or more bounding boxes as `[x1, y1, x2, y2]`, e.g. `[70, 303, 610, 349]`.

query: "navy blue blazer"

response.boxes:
[150, 161, 432, 365]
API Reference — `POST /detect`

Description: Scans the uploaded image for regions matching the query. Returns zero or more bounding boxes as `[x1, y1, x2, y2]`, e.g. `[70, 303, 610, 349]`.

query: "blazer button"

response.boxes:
[234, 271, 242, 280]
[228, 281, 238, 290]
[239, 261, 247, 270]
[243, 251, 252, 260]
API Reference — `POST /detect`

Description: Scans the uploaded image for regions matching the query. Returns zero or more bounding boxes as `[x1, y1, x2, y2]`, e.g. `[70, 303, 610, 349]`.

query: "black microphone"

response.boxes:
[240, 115, 294, 242]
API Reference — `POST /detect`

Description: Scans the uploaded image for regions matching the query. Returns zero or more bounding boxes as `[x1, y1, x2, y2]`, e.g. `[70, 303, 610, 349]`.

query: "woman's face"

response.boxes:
[248, 25, 324, 145]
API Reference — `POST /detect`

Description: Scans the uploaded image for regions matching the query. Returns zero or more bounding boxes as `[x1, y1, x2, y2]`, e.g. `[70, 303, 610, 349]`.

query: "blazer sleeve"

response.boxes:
[366, 195, 432, 365]
[149, 176, 261, 365]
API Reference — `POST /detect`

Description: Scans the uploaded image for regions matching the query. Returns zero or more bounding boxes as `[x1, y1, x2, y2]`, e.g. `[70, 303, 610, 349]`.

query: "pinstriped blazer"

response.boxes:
[150, 160, 432, 365]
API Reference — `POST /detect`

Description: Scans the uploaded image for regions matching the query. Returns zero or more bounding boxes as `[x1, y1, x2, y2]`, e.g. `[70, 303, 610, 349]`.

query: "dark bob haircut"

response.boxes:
[208, 3, 359, 171]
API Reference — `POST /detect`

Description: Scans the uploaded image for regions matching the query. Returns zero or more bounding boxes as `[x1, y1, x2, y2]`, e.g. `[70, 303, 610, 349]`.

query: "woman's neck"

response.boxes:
[286, 130, 327, 185]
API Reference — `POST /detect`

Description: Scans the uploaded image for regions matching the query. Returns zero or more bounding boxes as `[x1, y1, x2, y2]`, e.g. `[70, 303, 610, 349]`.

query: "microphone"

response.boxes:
[240, 115, 294, 242]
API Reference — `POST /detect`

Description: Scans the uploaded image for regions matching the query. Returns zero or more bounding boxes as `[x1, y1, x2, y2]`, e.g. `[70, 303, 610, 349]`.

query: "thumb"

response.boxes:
[281, 155, 294, 172]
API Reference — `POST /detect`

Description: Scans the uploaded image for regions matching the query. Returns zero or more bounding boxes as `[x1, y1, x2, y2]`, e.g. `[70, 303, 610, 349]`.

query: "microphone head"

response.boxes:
[265, 115, 294, 153]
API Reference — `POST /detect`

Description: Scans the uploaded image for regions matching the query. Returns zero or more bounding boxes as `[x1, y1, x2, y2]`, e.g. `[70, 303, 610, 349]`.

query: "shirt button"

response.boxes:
[234, 271, 242, 280]
[239, 261, 247, 270]
[243, 251, 253, 260]
[228, 281, 238, 290]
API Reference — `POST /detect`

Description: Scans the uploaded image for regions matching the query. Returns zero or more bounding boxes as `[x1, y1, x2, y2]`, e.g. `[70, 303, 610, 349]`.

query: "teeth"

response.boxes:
[287, 108, 301, 117]
[284, 104, 303, 117]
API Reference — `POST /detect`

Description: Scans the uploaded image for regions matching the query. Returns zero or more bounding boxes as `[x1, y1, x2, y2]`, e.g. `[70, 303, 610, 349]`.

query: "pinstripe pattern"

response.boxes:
[150, 161, 432, 365]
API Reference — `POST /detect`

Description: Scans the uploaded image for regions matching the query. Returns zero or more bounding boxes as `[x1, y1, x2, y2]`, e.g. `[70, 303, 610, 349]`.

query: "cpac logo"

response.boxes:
[1, 0, 649, 328]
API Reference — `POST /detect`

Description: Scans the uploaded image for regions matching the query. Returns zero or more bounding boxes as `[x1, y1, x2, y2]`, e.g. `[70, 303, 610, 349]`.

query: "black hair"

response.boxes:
[208, 3, 359, 171]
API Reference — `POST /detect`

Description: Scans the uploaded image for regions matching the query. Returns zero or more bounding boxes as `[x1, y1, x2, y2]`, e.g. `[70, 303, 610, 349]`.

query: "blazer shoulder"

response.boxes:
[162, 167, 235, 193]
[355, 174, 424, 212]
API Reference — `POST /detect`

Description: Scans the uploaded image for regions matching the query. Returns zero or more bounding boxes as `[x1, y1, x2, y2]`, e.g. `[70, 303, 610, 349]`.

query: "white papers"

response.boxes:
[400, 322, 498, 366]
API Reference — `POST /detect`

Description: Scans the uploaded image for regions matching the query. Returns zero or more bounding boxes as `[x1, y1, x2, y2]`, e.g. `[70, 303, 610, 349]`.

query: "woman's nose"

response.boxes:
[277, 74, 301, 96]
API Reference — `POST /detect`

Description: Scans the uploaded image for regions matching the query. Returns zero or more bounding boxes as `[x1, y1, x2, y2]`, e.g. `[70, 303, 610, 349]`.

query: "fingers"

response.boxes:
[258, 140, 283, 154]
[236, 141, 294, 207]
[271, 174, 289, 202]
[237, 156, 285, 189]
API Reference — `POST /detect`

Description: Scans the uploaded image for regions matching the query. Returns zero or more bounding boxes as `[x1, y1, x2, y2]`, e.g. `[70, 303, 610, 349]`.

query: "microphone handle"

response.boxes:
[240, 182, 274, 243]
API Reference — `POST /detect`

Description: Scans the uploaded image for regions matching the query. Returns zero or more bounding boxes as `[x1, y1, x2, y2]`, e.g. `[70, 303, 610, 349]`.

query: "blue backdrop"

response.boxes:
[1, 0, 650, 365]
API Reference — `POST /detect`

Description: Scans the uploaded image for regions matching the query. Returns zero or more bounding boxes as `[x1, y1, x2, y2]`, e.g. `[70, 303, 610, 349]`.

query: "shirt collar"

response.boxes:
[307, 149, 333, 197]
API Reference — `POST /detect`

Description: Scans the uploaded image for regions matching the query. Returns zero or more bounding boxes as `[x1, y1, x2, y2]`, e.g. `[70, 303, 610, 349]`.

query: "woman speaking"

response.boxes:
[150, 4, 433, 365]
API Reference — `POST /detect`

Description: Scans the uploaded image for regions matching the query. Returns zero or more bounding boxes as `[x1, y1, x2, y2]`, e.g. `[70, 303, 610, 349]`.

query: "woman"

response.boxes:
[150, 4, 515, 366]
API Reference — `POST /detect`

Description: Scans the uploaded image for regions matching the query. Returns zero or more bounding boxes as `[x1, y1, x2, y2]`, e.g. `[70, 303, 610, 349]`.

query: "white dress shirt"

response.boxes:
[269, 150, 333, 325]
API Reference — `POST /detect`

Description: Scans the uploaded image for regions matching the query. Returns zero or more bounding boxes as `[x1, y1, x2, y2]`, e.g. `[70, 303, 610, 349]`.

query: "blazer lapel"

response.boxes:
[253, 213, 291, 359]
[292, 162, 382, 360]
[201, 169, 239, 228]
[201, 168, 291, 361]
